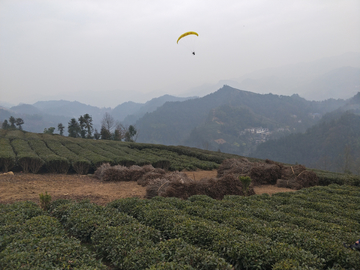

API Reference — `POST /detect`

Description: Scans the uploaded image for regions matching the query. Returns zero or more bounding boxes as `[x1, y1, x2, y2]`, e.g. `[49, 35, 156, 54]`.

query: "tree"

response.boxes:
[94, 128, 100, 140]
[9, 116, 16, 128]
[44, 127, 55, 134]
[124, 125, 137, 142]
[100, 112, 115, 140]
[58, 123, 65, 136]
[1, 120, 10, 129]
[68, 118, 81, 138]
[78, 115, 87, 138]
[15, 118, 24, 130]
[102, 112, 114, 130]
[114, 122, 125, 141]
[83, 114, 93, 139]
[100, 126, 112, 140]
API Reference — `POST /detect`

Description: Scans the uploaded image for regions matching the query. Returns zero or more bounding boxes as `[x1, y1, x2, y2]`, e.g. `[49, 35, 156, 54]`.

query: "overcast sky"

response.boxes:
[1, 0, 359, 108]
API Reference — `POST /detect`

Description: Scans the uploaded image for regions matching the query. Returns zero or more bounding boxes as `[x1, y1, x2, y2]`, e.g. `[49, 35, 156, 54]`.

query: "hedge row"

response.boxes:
[0, 201, 105, 269]
[43, 135, 91, 174]
[49, 199, 231, 270]
[10, 138, 44, 173]
[0, 138, 16, 172]
[27, 137, 70, 173]
[60, 139, 112, 170]
[107, 198, 324, 270]
[105, 185, 360, 269]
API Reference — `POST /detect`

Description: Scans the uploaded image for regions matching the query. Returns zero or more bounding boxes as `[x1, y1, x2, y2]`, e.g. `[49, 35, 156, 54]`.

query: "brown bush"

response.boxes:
[146, 172, 255, 200]
[145, 178, 169, 199]
[276, 170, 318, 190]
[217, 158, 253, 177]
[296, 170, 318, 188]
[128, 165, 146, 181]
[249, 163, 282, 186]
[281, 165, 306, 179]
[102, 165, 132, 181]
[146, 172, 195, 199]
[137, 169, 166, 187]
[94, 163, 111, 179]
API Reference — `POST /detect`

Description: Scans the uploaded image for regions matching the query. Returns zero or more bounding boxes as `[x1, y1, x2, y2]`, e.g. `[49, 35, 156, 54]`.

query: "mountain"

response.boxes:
[111, 101, 143, 122]
[0, 95, 197, 134]
[250, 111, 360, 174]
[32, 100, 110, 125]
[135, 85, 349, 151]
[9, 104, 42, 115]
[122, 94, 197, 125]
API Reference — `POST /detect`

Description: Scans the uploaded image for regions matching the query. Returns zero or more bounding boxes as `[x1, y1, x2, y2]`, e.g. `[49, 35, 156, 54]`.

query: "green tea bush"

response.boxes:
[49, 200, 137, 242]
[91, 223, 161, 268]
[11, 138, 44, 173]
[147, 262, 196, 270]
[0, 138, 16, 172]
[45, 138, 91, 174]
[0, 236, 106, 270]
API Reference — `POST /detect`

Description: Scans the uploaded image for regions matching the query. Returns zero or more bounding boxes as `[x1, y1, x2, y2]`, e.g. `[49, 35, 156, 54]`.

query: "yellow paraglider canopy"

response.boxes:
[177, 31, 199, 44]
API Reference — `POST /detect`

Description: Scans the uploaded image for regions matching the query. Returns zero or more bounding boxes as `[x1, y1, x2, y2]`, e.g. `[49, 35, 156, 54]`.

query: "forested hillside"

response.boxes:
[251, 111, 360, 174]
[135, 85, 348, 154]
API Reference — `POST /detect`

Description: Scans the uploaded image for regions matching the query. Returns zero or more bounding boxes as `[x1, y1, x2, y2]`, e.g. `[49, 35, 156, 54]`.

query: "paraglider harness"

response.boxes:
[344, 239, 360, 251]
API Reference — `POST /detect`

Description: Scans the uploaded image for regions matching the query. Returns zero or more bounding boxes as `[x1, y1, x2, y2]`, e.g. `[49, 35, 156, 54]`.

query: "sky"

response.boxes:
[1, 0, 360, 108]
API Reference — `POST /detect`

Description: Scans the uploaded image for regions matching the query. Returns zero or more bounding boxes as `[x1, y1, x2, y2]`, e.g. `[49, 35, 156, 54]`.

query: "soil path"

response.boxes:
[0, 170, 294, 205]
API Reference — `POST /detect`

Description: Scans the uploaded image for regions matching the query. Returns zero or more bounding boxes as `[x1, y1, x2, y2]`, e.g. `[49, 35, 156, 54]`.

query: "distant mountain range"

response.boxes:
[134, 86, 354, 152]
[0, 95, 195, 134]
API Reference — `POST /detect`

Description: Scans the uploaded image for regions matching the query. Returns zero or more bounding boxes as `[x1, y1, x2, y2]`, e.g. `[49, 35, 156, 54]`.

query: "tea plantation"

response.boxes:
[0, 129, 243, 174]
[1, 184, 360, 269]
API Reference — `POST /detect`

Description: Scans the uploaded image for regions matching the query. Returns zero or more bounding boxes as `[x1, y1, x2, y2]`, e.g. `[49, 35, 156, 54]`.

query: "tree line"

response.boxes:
[1, 116, 24, 130]
[1, 113, 137, 142]
[54, 112, 137, 142]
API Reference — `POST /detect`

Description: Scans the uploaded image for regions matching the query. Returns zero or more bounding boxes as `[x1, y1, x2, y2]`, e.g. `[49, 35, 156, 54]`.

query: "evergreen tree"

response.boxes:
[1, 120, 10, 129]
[124, 125, 137, 142]
[68, 118, 81, 138]
[94, 128, 100, 140]
[58, 123, 65, 136]
[9, 116, 16, 128]
[100, 125, 111, 140]
[83, 114, 93, 139]
[78, 115, 87, 138]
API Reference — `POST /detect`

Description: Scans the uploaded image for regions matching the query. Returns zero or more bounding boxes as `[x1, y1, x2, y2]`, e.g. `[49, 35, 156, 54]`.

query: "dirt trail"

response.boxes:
[0, 170, 294, 205]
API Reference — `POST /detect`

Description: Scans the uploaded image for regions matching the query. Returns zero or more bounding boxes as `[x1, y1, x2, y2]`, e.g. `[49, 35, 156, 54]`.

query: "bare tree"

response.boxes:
[101, 112, 115, 131]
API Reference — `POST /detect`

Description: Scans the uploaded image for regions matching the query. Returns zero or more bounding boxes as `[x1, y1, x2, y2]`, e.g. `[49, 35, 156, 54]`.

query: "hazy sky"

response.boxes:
[1, 0, 359, 108]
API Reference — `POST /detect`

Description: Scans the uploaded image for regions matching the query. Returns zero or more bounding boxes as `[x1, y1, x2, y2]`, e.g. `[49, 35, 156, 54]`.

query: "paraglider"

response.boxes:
[177, 31, 198, 55]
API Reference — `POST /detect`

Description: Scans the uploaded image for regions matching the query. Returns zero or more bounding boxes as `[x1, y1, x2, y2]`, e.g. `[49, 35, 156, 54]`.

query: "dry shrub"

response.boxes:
[249, 163, 282, 186]
[146, 172, 255, 200]
[128, 165, 146, 181]
[217, 158, 253, 177]
[281, 165, 306, 179]
[218, 158, 317, 190]
[94, 163, 166, 182]
[102, 165, 132, 181]
[94, 163, 111, 179]
[296, 170, 318, 188]
[137, 169, 166, 187]
[276, 170, 318, 190]
[146, 172, 195, 199]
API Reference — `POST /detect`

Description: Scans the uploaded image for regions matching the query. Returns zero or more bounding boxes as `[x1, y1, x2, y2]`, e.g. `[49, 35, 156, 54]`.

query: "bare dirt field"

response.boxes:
[0, 170, 295, 205]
